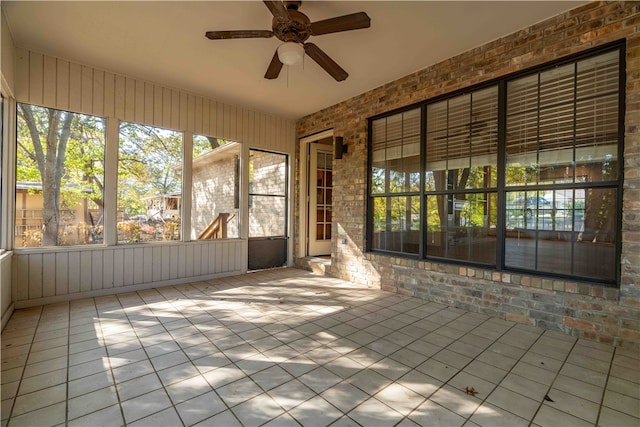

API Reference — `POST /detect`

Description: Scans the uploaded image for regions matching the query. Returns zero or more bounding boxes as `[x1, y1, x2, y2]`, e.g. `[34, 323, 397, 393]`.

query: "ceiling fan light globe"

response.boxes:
[277, 42, 304, 66]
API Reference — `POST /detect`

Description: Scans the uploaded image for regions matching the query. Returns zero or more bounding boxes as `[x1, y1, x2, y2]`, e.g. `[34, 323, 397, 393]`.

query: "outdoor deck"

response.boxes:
[1, 268, 638, 426]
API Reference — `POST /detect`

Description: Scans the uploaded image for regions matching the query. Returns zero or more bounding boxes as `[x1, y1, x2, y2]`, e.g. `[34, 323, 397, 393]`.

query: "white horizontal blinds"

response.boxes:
[575, 51, 619, 180]
[506, 50, 619, 184]
[425, 86, 498, 174]
[370, 108, 421, 194]
[399, 109, 421, 192]
[371, 118, 386, 194]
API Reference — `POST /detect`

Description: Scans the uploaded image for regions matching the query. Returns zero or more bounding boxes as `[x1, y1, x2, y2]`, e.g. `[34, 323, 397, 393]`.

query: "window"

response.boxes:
[504, 49, 620, 281]
[369, 108, 421, 254]
[117, 122, 183, 243]
[367, 44, 622, 284]
[191, 135, 240, 239]
[15, 104, 105, 247]
[425, 86, 498, 264]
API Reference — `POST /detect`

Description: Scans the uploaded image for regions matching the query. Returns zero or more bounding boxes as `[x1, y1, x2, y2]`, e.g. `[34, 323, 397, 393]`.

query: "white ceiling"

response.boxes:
[2, 1, 585, 119]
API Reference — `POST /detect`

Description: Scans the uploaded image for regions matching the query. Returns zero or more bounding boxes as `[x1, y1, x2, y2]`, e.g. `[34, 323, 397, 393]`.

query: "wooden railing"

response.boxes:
[198, 213, 231, 240]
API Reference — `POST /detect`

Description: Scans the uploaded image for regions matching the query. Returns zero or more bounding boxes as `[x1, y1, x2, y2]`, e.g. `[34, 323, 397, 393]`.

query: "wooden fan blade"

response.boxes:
[263, 1, 290, 22]
[309, 12, 370, 36]
[205, 30, 274, 40]
[304, 43, 348, 81]
[265, 51, 284, 79]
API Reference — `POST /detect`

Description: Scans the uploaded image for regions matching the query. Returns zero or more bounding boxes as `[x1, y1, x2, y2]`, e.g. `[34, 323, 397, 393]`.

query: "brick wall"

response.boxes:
[249, 150, 287, 237]
[192, 155, 239, 239]
[295, 2, 640, 349]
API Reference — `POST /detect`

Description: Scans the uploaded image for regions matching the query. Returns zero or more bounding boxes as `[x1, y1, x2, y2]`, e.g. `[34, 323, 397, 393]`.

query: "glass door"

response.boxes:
[308, 144, 332, 256]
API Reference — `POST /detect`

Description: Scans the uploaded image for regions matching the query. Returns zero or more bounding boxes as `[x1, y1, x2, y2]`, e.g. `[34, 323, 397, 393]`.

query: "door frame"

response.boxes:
[298, 129, 333, 259]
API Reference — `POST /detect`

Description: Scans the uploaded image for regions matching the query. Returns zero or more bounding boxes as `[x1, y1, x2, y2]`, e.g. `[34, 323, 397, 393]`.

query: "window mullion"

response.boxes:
[103, 118, 119, 246]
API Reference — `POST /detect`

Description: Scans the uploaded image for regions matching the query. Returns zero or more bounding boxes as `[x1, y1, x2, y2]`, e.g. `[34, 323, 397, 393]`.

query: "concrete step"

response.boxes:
[301, 256, 331, 276]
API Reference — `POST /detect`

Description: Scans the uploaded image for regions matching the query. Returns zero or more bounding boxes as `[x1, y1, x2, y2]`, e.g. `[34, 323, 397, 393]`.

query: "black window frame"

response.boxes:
[366, 40, 625, 286]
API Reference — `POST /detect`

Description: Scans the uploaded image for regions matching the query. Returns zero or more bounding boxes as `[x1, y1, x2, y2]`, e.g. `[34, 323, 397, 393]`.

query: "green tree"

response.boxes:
[17, 104, 105, 246]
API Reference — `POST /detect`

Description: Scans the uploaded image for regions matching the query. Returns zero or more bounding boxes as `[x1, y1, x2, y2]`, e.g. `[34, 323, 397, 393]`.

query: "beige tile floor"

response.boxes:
[1, 268, 639, 427]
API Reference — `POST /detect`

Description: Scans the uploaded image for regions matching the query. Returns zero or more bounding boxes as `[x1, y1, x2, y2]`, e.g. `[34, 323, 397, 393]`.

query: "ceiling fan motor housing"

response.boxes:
[273, 9, 310, 43]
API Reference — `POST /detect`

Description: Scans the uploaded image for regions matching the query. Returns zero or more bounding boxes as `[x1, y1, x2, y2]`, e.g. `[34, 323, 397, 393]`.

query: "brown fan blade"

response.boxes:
[265, 51, 284, 79]
[263, 1, 290, 22]
[309, 12, 371, 36]
[304, 43, 348, 81]
[205, 30, 274, 40]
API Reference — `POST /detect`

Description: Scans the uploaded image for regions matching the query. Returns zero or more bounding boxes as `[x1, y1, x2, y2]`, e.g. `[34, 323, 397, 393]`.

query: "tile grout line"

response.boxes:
[594, 345, 617, 426]
[6, 305, 43, 423]
[419, 314, 524, 426]
[526, 333, 580, 427]
[65, 301, 71, 427]
[145, 285, 244, 426]
[97, 297, 136, 427]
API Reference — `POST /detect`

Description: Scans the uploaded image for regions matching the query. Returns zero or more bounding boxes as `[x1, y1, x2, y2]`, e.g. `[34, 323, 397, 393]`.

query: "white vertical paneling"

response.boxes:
[259, 112, 267, 147]
[192, 244, 202, 276]
[114, 74, 126, 119]
[104, 72, 115, 118]
[244, 109, 252, 145]
[56, 59, 70, 110]
[202, 100, 210, 136]
[194, 96, 203, 135]
[171, 89, 180, 130]
[80, 251, 92, 292]
[144, 82, 154, 125]
[28, 254, 42, 299]
[142, 247, 153, 283]
[223, 104, 231, 139]
[81, 66, 93, 113]
[68, 252, 80, 294]
[124, 248, 135, 285]
[42, 253, 56, 297]
[15, 255, 29, 301]
[15, 241, 245, 303]
[200, 243, 209, 275]
[162, 87, 172, 129]
[214, 243, 222, 273]
[43, 55, 57, 107]
[170, 246, 179, 280]
[209, 101, 217, 137]
[152, 246, 162, 282]
[55, 252, 68, 296]
[69, 62, 82, 112]
[113, 248, 124, 287]
[229, 104, 237, 141]
[125, 77, 135, 122]
[140, 247, 150, 284]
[29, 51, 43, 105]
[187, 94, 196, 133]
[69, 62, 82, 111]
[103, 249, 114, 289]
[185, 244, 194, 277]
[161, 246, 170, 280]
[92, 70, 104, 117]
[179, 92, 188, 131]
[178, 245, 186, 278]
[134, 80, 145, 123]
[217, 102, 224, 138]
[154, 85, 163, 127]
[15, 49, 29, 102]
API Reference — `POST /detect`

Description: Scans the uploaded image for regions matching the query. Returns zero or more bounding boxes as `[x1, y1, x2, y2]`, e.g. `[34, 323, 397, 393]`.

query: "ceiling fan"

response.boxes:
[205, 0, 371, 82]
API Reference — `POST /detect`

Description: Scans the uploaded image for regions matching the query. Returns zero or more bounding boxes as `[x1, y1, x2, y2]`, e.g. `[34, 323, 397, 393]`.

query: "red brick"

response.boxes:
[564, 317, 601, 332]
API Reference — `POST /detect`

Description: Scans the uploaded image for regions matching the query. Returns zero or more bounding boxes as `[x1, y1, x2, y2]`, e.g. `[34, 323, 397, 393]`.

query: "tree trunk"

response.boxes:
[20, 106, 73, 246]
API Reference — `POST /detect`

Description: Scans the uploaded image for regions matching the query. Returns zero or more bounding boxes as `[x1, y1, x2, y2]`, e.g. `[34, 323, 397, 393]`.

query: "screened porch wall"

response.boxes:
[10, 48, 295, 308]
[13, 48, 295, 152]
